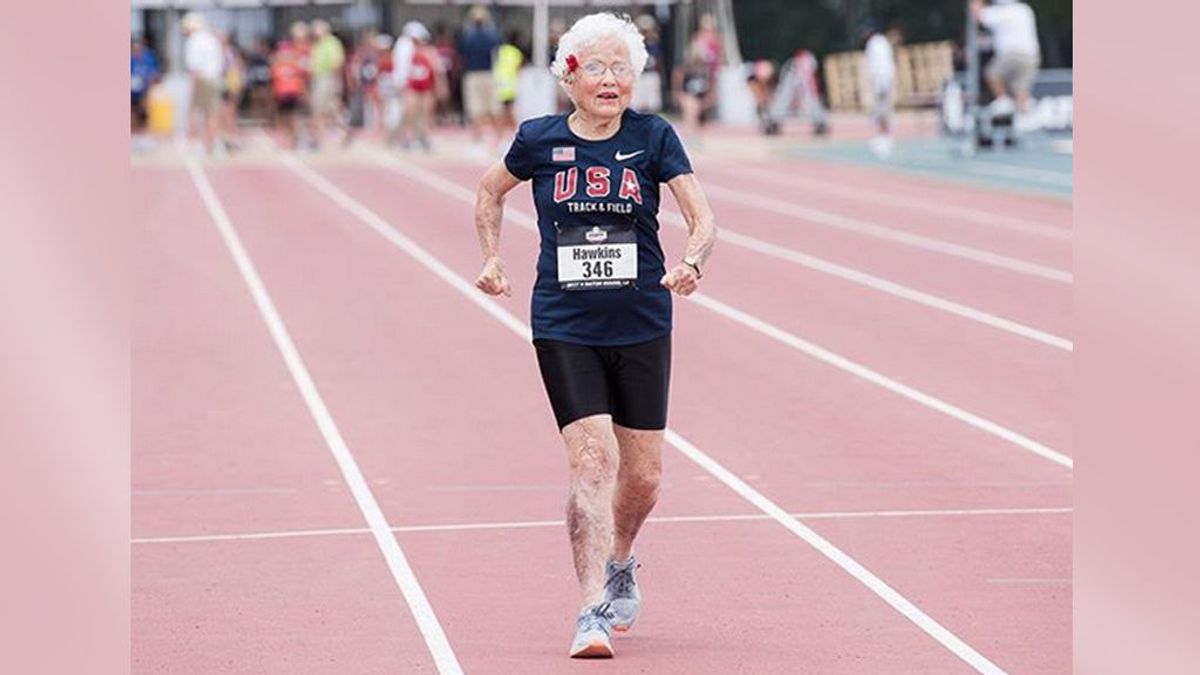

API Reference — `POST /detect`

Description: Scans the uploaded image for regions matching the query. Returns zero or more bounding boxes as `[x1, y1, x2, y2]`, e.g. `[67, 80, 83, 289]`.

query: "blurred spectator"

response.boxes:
[373, 33, 396, 134]
[690, 12, 724, 112]
[970, 0, 1041, 116]
[310, 19, 347, 146]
[862, 21, 896, 157]
[244, 39, 274, 122]
[432, 23, 461, 125]
[395, 21, 445, 151]
[388, 22, 417, 145]
[218, 31, 245, 151]
[182, 12, 226, 155]
[457, 5, 501, 153]
[548, 17, 570, 112]
[692, 13, 724, 72]
[270, 25, 311, 149]
[632, 15, 663, 113]
[130, 38, 159, 132]
[548, 17, 566, 66]
[493, 30, 524, 136]
[347, 29, 385, 132]
[746, 59, 780, 135]
[673, 43, 714, 145]
[775, 49, 829, 136]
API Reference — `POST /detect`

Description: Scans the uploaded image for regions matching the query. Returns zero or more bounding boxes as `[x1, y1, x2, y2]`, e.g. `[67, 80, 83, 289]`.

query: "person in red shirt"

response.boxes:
[395, 22, 446, 151]
[270, 22, 313, 149]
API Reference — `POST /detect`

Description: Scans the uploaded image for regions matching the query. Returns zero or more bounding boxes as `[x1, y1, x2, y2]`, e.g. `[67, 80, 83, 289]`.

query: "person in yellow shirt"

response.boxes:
[492, 32, 524, 137]
[309, 19, 347, 146]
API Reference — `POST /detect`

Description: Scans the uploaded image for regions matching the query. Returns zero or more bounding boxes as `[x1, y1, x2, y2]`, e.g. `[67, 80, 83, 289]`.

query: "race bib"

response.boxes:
[557, 225, 637, 291]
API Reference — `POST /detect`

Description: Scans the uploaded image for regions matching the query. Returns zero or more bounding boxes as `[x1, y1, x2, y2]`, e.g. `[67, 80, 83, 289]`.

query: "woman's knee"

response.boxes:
[564, 419, 618, 490]
[620, 467, 661, 504]
[576, 437, 617, 488]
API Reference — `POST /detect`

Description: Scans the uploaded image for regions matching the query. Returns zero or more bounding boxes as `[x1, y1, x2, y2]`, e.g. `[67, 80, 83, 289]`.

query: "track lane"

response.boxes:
[696, 162, 1071, 267]
[133, 166, 440, 673]
[736, 157, 1073, 222]
[270, 158, 1070, 670]
[386, 160, 1072, 461]
[204, 162, 991, 673]
[432, 161, 1073, 340]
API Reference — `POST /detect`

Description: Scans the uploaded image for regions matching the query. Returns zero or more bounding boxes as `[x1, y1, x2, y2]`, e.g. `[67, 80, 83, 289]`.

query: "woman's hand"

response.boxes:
[475, 256, 512, 296]
[660, 263, 700, 296]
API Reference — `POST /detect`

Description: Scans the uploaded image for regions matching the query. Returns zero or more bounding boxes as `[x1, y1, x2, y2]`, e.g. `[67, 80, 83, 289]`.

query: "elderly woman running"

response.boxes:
[472, 12, 717, 659]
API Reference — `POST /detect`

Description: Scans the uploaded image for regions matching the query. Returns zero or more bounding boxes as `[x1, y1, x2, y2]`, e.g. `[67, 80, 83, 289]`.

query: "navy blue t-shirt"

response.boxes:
[504, 109, 693, 346]
[458, 26, 500, 72]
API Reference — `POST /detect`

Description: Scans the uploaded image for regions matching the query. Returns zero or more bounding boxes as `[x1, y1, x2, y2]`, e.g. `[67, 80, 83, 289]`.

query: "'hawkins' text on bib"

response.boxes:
[556, 224, 637, 290]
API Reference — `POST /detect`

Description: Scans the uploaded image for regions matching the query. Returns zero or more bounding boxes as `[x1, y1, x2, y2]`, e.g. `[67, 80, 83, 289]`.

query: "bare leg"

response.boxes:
[611, 424, 663, 562]
[203, 111, 218, 155]
[487, 112, 501, 153]
[312, 82, 336, 147]
[469, 115, 483, 144]
[278, 111, 296, 148]
[986, 74, 1010, 101]
[562, 414, 620, 606]
[418, 93, 435, 148]
[679, 95, 700, 142]
[398, 91, 419, 146]
[1014, 88, 1032, 114]
[223, 98, 237, 143]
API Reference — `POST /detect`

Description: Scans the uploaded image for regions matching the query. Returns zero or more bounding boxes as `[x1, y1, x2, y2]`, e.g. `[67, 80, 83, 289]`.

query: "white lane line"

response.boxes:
[668, 430, 1008, 674]
[657, 209, 1072, 351]
[699, 181, 1072, 283]
[133, 487, 299, 496]
[986, 578, 1072, 585]
[966, 162, 1073, 187]
[181, 151, 464, 675]
[697, 161, 1072, 241]
[132, 507, 1074, 544]
[688, 292, 1073, 469]
[281, 154, 1010, 675]
[358, 148, 1072, 469]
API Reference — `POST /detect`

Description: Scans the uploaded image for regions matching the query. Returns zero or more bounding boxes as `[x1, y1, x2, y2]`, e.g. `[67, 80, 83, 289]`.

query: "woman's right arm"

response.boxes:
[473, 160, 523, 297]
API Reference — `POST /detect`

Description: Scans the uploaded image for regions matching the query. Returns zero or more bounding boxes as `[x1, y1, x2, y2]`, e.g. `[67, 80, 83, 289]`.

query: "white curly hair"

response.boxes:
[550, 12, 648, 82]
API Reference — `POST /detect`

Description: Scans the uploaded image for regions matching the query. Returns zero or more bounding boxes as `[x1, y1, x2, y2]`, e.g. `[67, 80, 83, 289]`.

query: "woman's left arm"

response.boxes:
[660, 172, 717, 296]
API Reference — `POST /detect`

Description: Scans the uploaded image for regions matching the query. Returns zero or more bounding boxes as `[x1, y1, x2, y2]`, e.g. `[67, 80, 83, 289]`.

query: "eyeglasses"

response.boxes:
[579, 60, 634, 80]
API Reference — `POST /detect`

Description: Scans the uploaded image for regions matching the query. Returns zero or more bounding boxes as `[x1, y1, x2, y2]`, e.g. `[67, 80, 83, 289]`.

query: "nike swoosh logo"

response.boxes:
[615, 150, 645, 161]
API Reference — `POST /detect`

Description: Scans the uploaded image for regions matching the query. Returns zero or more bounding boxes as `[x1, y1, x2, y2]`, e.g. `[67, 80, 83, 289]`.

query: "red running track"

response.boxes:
[133, 141, 1071, 674]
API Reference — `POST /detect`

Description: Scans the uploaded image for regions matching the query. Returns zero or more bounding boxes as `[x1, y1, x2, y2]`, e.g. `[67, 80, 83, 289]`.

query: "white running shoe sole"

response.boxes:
[569, 634, 614, 658]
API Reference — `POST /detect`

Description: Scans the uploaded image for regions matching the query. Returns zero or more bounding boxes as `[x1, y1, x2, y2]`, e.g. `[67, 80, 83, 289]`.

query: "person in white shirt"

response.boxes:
[863, 23, 897, 157]
[182, 12, 226, 155]
[384, 22, 421, 146]
[971, 0, 1041, 114]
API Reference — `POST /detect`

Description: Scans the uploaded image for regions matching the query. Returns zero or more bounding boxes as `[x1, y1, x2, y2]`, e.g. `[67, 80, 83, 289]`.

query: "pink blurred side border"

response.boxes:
[6, 1, 1200, 673]
[0, 2, 129, 674]
[1075, 2, 1200, 674]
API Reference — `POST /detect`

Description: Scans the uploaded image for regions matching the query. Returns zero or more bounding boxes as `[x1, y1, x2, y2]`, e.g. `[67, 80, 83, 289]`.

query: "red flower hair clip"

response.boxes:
[565, 54, 579, 74]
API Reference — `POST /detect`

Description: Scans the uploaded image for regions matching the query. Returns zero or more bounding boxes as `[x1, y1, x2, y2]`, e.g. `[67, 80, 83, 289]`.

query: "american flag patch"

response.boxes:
[552, 146, 576, 162]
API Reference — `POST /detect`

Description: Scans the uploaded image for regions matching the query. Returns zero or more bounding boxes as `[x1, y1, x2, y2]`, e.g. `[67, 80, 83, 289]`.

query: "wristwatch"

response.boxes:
[682, 256, 703, 279]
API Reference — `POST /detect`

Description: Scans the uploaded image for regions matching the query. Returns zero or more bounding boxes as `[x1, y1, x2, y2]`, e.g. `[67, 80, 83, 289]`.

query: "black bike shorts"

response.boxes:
[533, 334, 671, 431]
